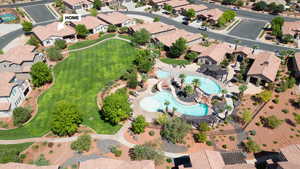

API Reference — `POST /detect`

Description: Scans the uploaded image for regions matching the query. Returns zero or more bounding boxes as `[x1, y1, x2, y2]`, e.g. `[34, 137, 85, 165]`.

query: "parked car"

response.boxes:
[199, 26, 208, 31]
[182, 21, 189, 25]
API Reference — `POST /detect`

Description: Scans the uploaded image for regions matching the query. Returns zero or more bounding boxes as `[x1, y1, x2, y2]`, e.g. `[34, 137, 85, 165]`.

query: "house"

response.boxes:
[0, 45, 44, 79]
[174, 4, 208, 14]
[293, 52, 300, 78]
[274, 144, 300, 169]
[78, 158, 155, 169]
[198, 8, 223, 25]
[161, 0, 189, 9]
[0, 163, 59, 169]
[97, 12, 136, 27]
[154, 29, 201, 47]
[0, 72, 31, 117]
[32, 22, 76, 47]
[71, 16, 109, 34]
[282, 21, 300, 39]
[190, 43, 233, 65]
[232, 46, 256, 61]
[63, 0, 93, 13]
[263, 0, 286, 5]
[149, 0, 170, 7]
[246, 52, 281, 86]
[129, 22, 176, 36]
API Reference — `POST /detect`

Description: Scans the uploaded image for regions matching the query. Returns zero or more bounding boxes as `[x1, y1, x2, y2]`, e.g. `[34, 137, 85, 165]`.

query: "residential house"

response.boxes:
[0, 163, 59, 169]
[0, 45, 44, 79]
[78, 158, 155, 169]
[63, 0, 93, 13]
[71, 16, 109, 34]
[102, 0, 119, 6]
[161, 0, 189, 9]
[0, 72, 31, 117]
[282, 21, 300, 39]
[32, 22, 76, 47]
[293, 52, 300, 78]
[97, 12, 136, 27]
[263, 0, 286, 5]
[154, 29, 201, 47]
[232, 46, 256, 61]
[129, 22, 176, 36]
[198, 8, 223, 25]
[190, 42, 233, 65]
[246, 52, 281, 86]
[174, 4, 208, 14]
[273, 144, 300, 169]
[149, 0, 170, 7]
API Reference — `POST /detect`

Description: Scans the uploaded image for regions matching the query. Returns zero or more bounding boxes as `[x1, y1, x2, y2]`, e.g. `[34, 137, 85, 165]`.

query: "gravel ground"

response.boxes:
[96, 139, 121, 154]
[162, 140, 187, 153]
[61, 154, 106, 168]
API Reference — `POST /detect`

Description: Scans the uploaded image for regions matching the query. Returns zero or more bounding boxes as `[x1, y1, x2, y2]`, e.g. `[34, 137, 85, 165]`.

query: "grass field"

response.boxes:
[0, 143, 32, 163]
[0, 39, 137, 140]
[68, 33, 116, 50]
[160, 58, 190, 65]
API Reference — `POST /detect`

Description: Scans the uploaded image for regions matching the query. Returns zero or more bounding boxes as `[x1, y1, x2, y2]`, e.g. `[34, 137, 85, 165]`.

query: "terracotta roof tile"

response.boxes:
[200, 8, 223, 21]
[63, 0, 91, 6]
[282, 21, 300, 35]
[155, 29, 201, 47]
[277, 161, 300, 169]
[0, 101, 10, 111]
[189, 150, 225, 169]
[97, 12, 133, 25]
[280, 144, 300, 164]
[33, 22, 76, 41]
[162, 0, 189, 7]
[0, 72, 16, 97]
[294, 52, 300, 71]
[72, 16, 108, 30]
[0, 162, 58, 169]
[223, 164, 256, 169]
[0, 45, 35, 64]
[130, 22, 176, 34]
[174, 4, 208, 12]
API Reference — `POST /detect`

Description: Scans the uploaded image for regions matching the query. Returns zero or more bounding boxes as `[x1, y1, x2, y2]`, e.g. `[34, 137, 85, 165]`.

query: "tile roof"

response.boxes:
[151, 0, 170, 4]
[294, 52, 300, 71]
[63, 0, 91, 6]
[163, 0, 189, 8]
[0, 45, 35, 64]
[174, 4, 208, 12]
[0, 101, 11, 111]
[190, 42, 233, 63]
[0, 72, 16, 97]
[33, 22, 76, 41]
[223, 164, 256, 169]
[200, 8, 223, 21]
[0, 162, 59, 169]
[247, 52, 281, 82]
[72, 16, 108, 30]
[79, 158, 155, 169]
[277, 161, 300, 169]
[97, 12, 133, 25]
[189, 150, 225, 169]
[155, 29, 201, 47]
[280, 144, 300, 164]
[130, 22, 176, 34]
[282, 21, 300, 35]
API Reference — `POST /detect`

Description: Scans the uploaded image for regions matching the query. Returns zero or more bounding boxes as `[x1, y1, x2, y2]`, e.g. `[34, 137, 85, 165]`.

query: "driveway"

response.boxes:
[228, 19, 266, 40]
[23, 4, 56, 23]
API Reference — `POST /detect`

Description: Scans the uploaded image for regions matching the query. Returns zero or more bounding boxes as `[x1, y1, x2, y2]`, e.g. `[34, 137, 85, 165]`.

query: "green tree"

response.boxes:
[164, 100, 170, 113]
[102, 88, 132, 125]
[184, 85, 194, 96]
[107, 24, 117, 32]
[33, 154, 49, 166]
[93, 0, 102, 9]
[153, 17, 160, 22]
[132, 28, 151, 45]
[71, 134, 91, 153]
[163, 4, 173, 13]
[256, 90, 272, 103]
[194, 132, 207, 143]
[133, 49, 155, 73]
[21, 21, 33, 33]
[222, 0, 236, 5]
[54, 0, 63, 7]
[264, 115, 282, 129]
[89, 8, 98, 16]
[30, 62, 53, 87]
[281, 34, 294, 44]
[169, 38, 187, 58]
[253, 1, 268, 11]
[131, 115, 148, 134]
[0, 148, 23, 163]
[160, 117, 191, 144]
[130, 142, 164, 165]
[185, 52, 198, 61]
[54, 39, 67, 49]
[271, 16, 284, 38]
[51, 101, 82, 136]
[13, 107, 32, 127]
[243, 140, 261, 153]
[155, 114, 169, 125]
[294, 114, 300, 124]
[241, 109, 252, 123]
[127, 71, 138, 89]
[192, 78, 200, 90]
[238, 84, 248, 97]
[179, 73, 186, 88]
[75, 24, 89, 38]
[184, 8, 196, 20]
[47, 47, 63, 61]
[198, 122, 210, 132]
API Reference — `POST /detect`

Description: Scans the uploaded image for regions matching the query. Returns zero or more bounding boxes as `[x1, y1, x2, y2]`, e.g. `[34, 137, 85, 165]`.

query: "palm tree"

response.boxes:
[172, 107, 177, 117]
[179, 74, 186, 89]
[234, 39, 241, 50]
[164, 100, 170, 113]
[252, 45, 259, 54]
[184, 85, 194, 96]
[192, 79, 200, 91]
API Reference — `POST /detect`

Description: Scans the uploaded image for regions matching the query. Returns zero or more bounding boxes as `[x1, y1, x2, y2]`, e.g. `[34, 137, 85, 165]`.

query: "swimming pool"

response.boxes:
[156, 70, 170, 79]
[140, 91, 208, 116]
[0, 14, 17, 23]
[185, 75, 221, 95]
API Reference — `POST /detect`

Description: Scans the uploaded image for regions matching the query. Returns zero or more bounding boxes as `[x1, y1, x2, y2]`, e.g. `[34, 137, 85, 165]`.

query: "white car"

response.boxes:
[199, 26, 208, 31]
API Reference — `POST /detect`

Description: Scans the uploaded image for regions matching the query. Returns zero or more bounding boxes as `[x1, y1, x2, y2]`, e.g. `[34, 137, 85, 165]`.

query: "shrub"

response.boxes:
[27, 36, 40, 47]
[222, 144, 227, 149]
[110, 146, 122, 157]
[249, 130, 256, 136]
[153, 17, 160, 22]
[256, 90, 273, 103]
[102, 88, 132, 125]
[185, 52, 198, 61]
[132, 28, 151, 45]
[198, 122, 210, 132]
[127, 72, 138, 89]
[30, 62, 53, 87]
[71, 134, 91, 153]
[149, 130, 155, 136]
[22, 21, 33, 33]
[75, 24, 89, 38]
[166, 158, 172, 163]
[33, 154, 49, 166]
[263, 115, 282, 129]
[229, 136, 235, 141]
[282, 109, 289, 114]
[160, 117, 191, 144]
[206, 141, 213, 146]
[54, 39, 67, 49]
[13, 107, 32, 127]
[241, 109, 252, 123]
[119, 26, 129, 34]
[133, 49, 155, 73]
[108, 25, 117, 32]
[131, 115, 148, 134]
[294, 114, 300, 124]
[47, 47, 63, 61]
[194, 132, 207, 143]
[129, 142, 164, 165]
[272, 98, 279, 104]
[51, 101, 82, 136]
[243, 140, 261, 153]
[155, 114, 169, 126]
[169, 38, 187, 58]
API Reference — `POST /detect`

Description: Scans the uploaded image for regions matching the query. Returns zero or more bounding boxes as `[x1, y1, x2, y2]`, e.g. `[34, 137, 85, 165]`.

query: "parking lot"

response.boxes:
[23, 4, 56, 23]
[228, 19, 266, 40]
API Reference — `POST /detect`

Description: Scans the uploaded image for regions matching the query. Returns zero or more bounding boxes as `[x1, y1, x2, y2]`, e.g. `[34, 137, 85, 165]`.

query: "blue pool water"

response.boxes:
[156, 70, 170, 79]
[140, 91, 208, 116]
[0, 14, 17, 23]
[185, 75, 221, 95]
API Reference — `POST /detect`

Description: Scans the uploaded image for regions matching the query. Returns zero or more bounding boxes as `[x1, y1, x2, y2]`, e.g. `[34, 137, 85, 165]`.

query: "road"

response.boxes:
[0, 0, 52, 8]
[122, 11, 300, 52]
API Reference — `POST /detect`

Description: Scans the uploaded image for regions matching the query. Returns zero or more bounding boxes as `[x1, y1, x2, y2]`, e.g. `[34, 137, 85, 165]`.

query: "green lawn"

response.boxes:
[0, 143, 32, 163]
[68, 33, 116, 50]
[160, 58, 190, 65]
[0, 39, 137, 140]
